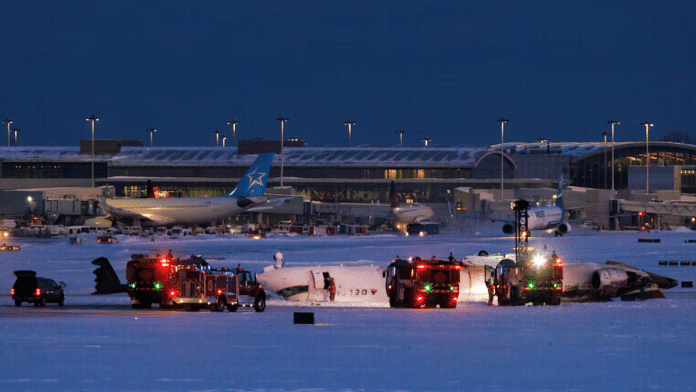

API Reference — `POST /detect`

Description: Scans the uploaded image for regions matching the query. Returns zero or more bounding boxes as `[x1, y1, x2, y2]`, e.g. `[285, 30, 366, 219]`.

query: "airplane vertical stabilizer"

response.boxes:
[225, 153, 274, 198]
[389, 181, 399, 208]
[555, 172, 565, 216]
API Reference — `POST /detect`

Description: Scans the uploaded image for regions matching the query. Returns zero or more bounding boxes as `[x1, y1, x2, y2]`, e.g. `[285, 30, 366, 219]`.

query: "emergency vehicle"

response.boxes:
[385, 256, 460, 308]
[488, 251, 563, 306]
[125, 253, 182, 309]
[170, 264, 267, 312]
[487, 198, 563, 306]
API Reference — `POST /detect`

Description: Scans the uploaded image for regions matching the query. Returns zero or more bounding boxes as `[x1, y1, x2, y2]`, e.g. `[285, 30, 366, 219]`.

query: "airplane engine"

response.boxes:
[557, 222, 571, 233]
[502, 223, 514, 235]
[592, 268, 629, 297]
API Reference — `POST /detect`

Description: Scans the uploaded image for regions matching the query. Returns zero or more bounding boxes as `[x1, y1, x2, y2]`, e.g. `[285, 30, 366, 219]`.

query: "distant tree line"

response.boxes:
[663, 131, 696, 145]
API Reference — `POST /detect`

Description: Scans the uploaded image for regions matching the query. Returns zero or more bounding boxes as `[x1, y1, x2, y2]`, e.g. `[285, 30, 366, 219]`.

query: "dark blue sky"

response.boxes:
[1, 1, 694, 147]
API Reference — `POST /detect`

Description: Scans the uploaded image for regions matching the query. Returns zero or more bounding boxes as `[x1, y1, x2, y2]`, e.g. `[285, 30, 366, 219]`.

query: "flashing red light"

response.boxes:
[638, 211, 644, 217]
[416, 264, 426, 269]
[416, 296, 424, 302]
[454, 265, 461, 270]
[555, 286, 563, 291]
[169, 290, 178, 297]
[450, 295, 458, 302]
[523, 287, 530, 291]
[200, 293, 205, 298]
[217, 289, 223, 295]
[388, 285, 392, 290]
[641, 226, 646, 231]
[35, 288, 41, 296]
[10, 288, 14, 296]
[555, 259, 563, 267]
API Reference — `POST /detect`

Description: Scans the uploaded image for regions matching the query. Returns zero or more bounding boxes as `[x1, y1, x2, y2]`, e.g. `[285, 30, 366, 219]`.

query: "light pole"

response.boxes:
[420, 136, 431, 146]
[642, 121, 654, 193]
[344, 121, 355, 146]
[602, 131, 608, 189]
[497, 118, 509, 192]
[397, 129, 405, 146]
[12, 127, 20, 145]
[86, 115, 99, 188]
[222, 134, 228, 147]
[227, 120, 238, 146]
[277, 116, 288, 187]
[3, 118, 12, 146]
[608, 119, 619, 191]
[213, 129, 222, 146]
[147, 126, 156, 147]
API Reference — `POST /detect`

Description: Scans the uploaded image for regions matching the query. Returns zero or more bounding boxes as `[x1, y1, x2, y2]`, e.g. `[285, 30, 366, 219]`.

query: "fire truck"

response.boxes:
[487, 199, 563, 306]
[170, 264, 267, 312]
[125, 253, 184, 309]
[384, 256, 461, 308]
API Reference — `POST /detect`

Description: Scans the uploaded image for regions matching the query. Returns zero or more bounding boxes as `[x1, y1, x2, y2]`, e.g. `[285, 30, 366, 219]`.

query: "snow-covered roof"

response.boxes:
[0, 146, 492, 168]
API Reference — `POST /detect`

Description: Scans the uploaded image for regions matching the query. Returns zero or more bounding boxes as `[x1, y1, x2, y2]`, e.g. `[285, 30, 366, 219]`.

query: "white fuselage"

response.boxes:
[257, 262, 491, 304]
[526, 206, 564, 230]
[102, 196, 267, 227]
[392, 204, 434, 224]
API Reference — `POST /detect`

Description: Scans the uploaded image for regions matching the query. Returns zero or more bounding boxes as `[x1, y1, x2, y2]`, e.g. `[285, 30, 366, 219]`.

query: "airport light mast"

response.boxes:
[213, 129, 222, 147]
[602, 131, 609, 189]
[227, 120, 238, 146]
[497, 118, 509, 192]
[86, 115, 99, 188]
[277, 116, 288, 187]
[12, 127, 20, 146]
[222, 134, 228, 147]
[397, 129, 405, 146]
[147, 126, 156, 147]
[420, 136, 431, 146]
[608, 119, 619, 191]
[642, 121, 654, 193]
[344, 120, 355, 146]
[3, 118, 13, 146]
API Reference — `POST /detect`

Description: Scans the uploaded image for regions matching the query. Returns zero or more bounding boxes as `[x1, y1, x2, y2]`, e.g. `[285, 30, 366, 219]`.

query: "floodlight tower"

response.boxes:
[12, 127, 20, 145]
[420, 136, 431, 146]
[497, 118, 509, 192]
[608, 119, 619, 191]
[3, 118, 13, 146]
[86, 115, 99, 188]
[227, 120, 238, 146]
[147, 126, 156, 147]
[277, 116, 289, 187]
[213, 129, 222, 146]
[344, 120, 356, 146]
[642, 120, 654, 193]
[397, 129, 405, 146]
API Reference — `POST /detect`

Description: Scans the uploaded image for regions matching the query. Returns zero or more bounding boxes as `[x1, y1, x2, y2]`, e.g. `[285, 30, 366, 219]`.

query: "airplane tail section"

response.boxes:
[389, 181, 399, 208]
[91, 257, 127, 294]
[555, 172, 565, 216]
[225, 153, 274, 198]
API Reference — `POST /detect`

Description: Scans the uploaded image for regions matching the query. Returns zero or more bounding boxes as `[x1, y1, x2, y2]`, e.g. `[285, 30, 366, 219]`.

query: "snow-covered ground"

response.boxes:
[1, 227, 695, 391]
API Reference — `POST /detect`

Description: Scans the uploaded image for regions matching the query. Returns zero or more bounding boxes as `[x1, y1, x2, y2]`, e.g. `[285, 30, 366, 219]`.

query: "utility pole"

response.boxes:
[642, 121, 654, 193]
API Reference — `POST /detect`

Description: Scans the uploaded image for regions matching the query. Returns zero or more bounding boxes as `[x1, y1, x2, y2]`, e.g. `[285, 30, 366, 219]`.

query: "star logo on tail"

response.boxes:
[246, 167, 267, 190]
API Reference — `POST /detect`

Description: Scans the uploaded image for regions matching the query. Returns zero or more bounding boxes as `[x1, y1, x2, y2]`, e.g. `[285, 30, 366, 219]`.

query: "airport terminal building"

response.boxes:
[3, 139, 696, 225]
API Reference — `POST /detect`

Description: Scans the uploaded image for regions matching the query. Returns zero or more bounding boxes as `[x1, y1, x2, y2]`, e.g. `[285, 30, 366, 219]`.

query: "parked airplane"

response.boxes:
[389, 181, 434, 226]
[258, 252, 677, 304]
[308, 181, 433, 228]
[500, 174, 568, 235]
[101, 153, 284, 227]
